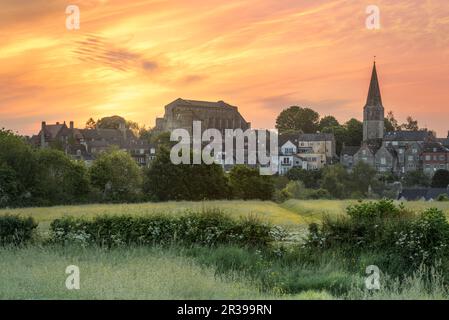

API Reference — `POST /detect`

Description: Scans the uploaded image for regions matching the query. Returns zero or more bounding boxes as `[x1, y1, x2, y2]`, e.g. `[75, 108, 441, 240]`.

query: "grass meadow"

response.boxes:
[1, 199, 449, 300]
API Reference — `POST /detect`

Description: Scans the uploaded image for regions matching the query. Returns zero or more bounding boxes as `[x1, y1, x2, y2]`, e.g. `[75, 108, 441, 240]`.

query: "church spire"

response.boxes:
[366, 60, 383, 107]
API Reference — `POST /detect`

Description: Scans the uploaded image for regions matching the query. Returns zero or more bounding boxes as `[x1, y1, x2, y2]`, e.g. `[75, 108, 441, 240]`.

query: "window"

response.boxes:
[392, 141, 398, 146]
[408, 156, 414, 161]
[425, 155, 431, 161]
[399, 149, 404, 154]
[412, 149, 417, 154]
[362, 150, 366, 155]
[381, 157, 386, 165]
[439, 155, 446, 161]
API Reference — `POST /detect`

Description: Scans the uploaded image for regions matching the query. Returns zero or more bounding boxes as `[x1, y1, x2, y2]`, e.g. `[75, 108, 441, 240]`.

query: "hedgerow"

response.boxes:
[50, 209, 275, 247]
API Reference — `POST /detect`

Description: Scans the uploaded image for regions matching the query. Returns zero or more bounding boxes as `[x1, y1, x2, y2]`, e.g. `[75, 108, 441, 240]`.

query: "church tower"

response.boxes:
[363, 61, 385, 142]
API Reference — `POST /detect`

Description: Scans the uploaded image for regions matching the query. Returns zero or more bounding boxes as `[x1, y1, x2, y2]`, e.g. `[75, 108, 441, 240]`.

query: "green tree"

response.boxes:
[286, 167, 322, 188]
[319, 116, 339, 131]
[403, 170, 431, 187]
[275, 106, 320, 134]
[143, 147, 229, 201]
[34, 149, 90, 204]
[344, 118, 363, 146]
[431, 169, 449, 188]
[229, 165, 274, 200]
[89, 148, 142, 201]
[0, 129, 38, 206]
[348, 161, 378, 196]
[320, 164, 349, 199]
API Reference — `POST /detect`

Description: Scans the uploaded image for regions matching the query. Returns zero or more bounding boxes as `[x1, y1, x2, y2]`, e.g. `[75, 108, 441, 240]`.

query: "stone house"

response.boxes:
[374, 146, 398, 173]
[297, 133, 336, 164]
[422, 142, 449, 175]
[340, 146, 361, 170]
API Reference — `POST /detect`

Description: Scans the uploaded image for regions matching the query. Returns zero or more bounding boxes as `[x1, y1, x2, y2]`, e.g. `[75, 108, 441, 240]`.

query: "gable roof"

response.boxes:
[279, 132, 301, 146]
[384, 130, 431, 141]
[422, 142, 449, 153]
[341, 146, 360, 156]
[399, 188, 449, 201]
[298, 133, 334, 141]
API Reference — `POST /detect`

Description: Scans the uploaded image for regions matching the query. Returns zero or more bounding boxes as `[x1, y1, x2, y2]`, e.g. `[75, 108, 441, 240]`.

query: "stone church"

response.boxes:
[341, 62, 446, 175]
[155, 98, 251, 135]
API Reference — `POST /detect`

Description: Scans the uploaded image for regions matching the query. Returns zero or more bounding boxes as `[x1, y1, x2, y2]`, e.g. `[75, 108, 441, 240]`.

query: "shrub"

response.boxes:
[50, 210, 274, 248]
[305, 200, 449, 276]
[0, 215, 38, 245]
[437, 194, 449, 202]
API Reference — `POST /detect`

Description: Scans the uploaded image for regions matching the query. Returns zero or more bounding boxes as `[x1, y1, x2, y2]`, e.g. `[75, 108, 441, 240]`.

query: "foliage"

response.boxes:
[50, 209, 275, 248]
[143, 147, 229, 201]
[306, 200, 449, 275]
[403, 170, 431, 188]
[89, 148, 143, 202]
[320, 164, 349, 199]
[275, 106, 319, 134]
[285, 167, 322, 188]
[319, 116, 339, 131]
[33, 149, 90, 205]
[0, 215, 37, 245]
[431, 169, 449, 188]
[229, 165, 274, 200]
[437, 194, 449, 202]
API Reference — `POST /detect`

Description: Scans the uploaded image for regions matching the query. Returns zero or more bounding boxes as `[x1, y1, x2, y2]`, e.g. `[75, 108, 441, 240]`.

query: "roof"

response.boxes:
[384, 130, 431, 141]
[437, 138, 449, 147]
[341, 146, 360, 156]
[298, 133, 335, 141]
[366, 62, 383, 107]
[43, 124, 65, 139]
[422, 142, 449, 153]
[169, 98, 236, 109]
[279, 132, 301, 146]
[399, 188, 449, 201]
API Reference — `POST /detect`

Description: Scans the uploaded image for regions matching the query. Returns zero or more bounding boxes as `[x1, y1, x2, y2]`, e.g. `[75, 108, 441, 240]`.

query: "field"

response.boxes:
[2, 199, 449, 300]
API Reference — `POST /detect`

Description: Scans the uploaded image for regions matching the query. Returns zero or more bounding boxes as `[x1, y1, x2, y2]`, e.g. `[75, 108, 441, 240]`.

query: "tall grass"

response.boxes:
[0, 245, 274, 300]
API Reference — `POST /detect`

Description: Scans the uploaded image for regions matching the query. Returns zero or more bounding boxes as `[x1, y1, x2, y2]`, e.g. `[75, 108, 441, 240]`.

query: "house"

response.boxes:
[278, 133, 306, 175]
[374, 146, 398, 173]
[422, 142, 449, 175]
[31, 120, 156, 167]
[398, 187, 449, 201]
[297, 133, 336, 164]
[340, 146, 360, 170]
[403, 142, 423, 173]
[353, 143, 378, 167]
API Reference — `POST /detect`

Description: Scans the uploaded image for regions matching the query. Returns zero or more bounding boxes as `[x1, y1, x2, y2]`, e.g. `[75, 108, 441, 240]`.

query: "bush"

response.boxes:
[50, 210, 275, 248]
[437, 194, 449, 202]
[0, 215, 38, 245]
[305, 200, 449, 276]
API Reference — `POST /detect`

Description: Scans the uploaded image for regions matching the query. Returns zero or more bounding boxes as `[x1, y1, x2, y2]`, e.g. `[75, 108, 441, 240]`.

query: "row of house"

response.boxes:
[341, 131, 449, 175]
[30, 120, 156, 166]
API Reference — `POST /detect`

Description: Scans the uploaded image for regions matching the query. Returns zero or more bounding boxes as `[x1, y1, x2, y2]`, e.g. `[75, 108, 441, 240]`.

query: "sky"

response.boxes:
[1, 0, 449, 137]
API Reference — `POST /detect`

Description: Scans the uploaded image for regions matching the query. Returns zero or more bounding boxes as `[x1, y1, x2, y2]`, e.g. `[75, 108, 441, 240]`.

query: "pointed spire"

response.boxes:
[366, 60, 383, 107]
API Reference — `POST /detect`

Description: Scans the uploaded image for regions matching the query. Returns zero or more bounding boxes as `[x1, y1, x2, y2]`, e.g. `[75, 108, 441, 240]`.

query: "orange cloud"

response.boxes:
[0, 0, 449, 137]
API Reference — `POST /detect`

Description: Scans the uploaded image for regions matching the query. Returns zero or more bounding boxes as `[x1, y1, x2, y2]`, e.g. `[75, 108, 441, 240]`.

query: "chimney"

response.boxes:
[447, 131, 449, 138]
[70, 121, 74, 130]
[40, 121, 46, 148]
[56, 122, 60, 125]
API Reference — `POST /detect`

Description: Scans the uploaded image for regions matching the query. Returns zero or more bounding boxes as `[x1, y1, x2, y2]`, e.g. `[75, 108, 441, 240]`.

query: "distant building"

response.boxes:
[399, 187, 449, 201]
[422, 142, 449, 175]
[155, 98, 250, 135]
[277, 132, 336, 174]
[344, 61, 447, 176]
[31, 120, 156, 166]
